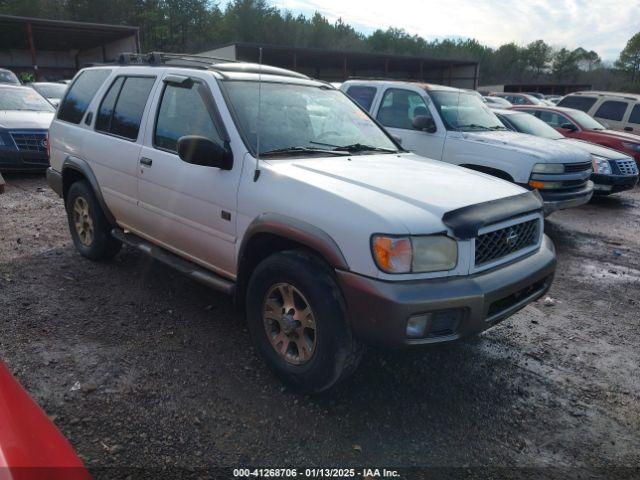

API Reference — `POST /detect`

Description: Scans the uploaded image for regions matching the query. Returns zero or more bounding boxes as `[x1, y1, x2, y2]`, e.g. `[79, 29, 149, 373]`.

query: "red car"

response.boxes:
[0, 361, 90, 480]
[512, 105, 640, 166]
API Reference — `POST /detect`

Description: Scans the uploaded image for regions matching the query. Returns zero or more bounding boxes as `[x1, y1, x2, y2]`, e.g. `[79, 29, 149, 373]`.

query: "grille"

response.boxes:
[616, 159, 638, 175]
[475, 219, 539, 267]
[564, 161, 593, 173]
[10, 131, 47, 153]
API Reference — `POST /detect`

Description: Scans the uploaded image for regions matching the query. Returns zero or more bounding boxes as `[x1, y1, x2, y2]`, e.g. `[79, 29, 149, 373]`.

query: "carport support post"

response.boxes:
[25, 22, 39, 81]
[342, 56, 348, 81]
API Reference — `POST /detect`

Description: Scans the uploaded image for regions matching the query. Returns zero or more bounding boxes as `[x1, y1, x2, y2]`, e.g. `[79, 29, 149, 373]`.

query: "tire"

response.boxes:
[65, 180, 121, 261]
[246, 250, 363, 394]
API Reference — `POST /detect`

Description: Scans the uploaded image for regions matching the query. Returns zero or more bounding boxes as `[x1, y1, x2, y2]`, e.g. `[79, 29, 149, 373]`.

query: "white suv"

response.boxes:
[47, 54, 556, 392]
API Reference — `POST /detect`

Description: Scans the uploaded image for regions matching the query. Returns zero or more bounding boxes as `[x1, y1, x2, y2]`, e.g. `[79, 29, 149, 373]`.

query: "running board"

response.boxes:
[111, 228, 235, 295]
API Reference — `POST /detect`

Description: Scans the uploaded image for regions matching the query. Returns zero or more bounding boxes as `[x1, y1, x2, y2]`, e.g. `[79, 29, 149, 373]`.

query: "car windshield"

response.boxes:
[222, 81, 399, 156]
[429, 90, 506, 131]
[570, 110, 606, 130]
[0, 70, 19, 85]
[32, 83, 67, 99]
[507, 112, 564, 139]
[0, 88, 55, 112]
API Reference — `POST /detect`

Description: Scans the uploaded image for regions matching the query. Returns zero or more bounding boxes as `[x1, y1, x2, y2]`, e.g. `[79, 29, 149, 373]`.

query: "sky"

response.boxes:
[229, 0, 640, 61]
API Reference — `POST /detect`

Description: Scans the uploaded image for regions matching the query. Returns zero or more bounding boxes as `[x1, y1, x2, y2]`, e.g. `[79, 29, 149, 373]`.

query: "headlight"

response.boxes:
[621, 142, 640, 152]
[372, 235, 458, 273]
[532, 163, 565, 174]
[592, 155, 612, 175]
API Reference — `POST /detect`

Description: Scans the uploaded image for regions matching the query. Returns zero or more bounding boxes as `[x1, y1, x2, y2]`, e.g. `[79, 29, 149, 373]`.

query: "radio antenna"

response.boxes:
[253, 47, 263, 182]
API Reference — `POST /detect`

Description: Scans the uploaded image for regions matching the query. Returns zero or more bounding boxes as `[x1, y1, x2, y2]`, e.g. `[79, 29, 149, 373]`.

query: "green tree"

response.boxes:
[524, 40, 552, 77]
[552, 48, 581, 80]
[615, 32, 640, 84]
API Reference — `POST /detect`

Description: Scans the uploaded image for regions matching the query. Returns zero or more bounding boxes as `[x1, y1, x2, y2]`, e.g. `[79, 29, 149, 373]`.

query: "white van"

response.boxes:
[342, 80, 594, 214]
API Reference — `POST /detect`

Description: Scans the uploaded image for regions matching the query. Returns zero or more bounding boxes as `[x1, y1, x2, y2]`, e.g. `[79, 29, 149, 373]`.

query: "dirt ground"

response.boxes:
[1, 173, 639, 479]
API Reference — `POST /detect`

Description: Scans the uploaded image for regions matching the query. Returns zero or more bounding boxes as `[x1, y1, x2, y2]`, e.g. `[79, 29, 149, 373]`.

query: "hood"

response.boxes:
[592, 129, 640, 144]
[0, 111, 54, 130]
[267, 152, 526, 230]
[461, 130, 591, 164]
[561, 138, 633, 160]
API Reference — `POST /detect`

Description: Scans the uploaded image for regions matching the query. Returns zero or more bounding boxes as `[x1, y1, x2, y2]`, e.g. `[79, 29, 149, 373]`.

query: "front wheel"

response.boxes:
[245, 251, 363, 393]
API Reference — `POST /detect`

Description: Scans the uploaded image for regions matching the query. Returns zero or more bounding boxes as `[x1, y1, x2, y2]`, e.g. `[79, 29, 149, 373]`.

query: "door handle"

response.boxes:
[140, 157, 153, 167]
[624, 127, 633, 132]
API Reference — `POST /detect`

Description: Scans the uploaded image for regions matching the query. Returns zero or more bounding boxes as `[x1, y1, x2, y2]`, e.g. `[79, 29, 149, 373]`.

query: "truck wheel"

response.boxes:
[65, 181, 121, 261]
[246, 251, 363, 393]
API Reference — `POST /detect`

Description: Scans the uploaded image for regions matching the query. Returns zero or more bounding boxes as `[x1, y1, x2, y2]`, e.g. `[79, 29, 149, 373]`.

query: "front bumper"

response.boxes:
[538, 181, 594, 215]
[336, 235, 556, 348]
[0, 149, 49, 172]
[592, 173, 639, 194]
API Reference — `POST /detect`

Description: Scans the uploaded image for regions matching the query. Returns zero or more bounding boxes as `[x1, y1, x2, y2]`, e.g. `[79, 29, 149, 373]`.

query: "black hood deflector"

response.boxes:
[442, 190, 543, 240]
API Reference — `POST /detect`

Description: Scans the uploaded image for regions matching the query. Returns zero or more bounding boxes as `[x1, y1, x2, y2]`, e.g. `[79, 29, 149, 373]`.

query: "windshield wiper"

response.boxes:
[260, 146, 349, 157]
[456, 124, 490, 131]
[488, 125, 507, 130]
[331, 143, 397, 153]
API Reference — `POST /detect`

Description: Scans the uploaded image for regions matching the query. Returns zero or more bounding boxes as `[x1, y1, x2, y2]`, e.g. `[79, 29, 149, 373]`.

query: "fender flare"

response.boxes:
[238, 213, 350, 271]
[62, 156, 116, 225]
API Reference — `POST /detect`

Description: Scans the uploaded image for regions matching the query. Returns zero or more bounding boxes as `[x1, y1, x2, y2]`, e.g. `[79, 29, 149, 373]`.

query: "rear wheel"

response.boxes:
[66, 181, 121, 261]
[246, 251, 363, 393]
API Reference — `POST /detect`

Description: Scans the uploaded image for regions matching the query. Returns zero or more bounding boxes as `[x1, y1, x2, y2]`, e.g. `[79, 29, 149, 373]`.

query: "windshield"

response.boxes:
[32, 83, 67, 99]
[223, 81, 398, 156]
[0, 70, 19, 85]
[507, 112, 564, 139]
[0, 88, 55, 112]
[429, 91, 506, 131]
[570, 110, 606, 130]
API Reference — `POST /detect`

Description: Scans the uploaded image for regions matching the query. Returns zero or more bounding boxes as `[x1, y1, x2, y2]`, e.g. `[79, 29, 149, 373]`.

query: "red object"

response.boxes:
[0, 362, 91, 480]
[512, 105, 640, 165]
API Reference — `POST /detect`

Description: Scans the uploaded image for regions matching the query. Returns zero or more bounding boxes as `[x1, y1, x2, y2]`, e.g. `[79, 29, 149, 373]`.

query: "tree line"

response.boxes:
[1, 0, 639, 91]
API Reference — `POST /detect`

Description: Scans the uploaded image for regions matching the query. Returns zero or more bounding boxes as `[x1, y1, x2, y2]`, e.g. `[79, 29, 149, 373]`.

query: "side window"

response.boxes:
[95, 77, 155, 140]
[509, 95, 526, 105]
[154, 80, 222, 152]
[345, 86, 377, 111]
[595, 100, 629, 122]
[537, 111, 570, 128]
[629, 104, 640, 124]
[58, 69, 112, 124]
[377, 88, 431, 130]
[557, 96, 597, 112]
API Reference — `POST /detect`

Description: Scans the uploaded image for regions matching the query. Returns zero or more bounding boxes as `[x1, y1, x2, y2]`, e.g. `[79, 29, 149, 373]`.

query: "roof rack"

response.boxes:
[116, 51, 310, 80]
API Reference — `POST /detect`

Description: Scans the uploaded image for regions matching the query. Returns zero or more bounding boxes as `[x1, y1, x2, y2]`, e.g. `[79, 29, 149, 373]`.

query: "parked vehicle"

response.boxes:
[342, 80, 594, 214]
[0, 68, 20, 85]
[29, 81, 68, 107]
[47, 56, 556, 392]
[495, 109, 639, 195]
[557, 91, 640, 134]
[512, 105, 640, 167]
[545, 95, 562, 104]
[483, 95, 512, 108]
[489, 92, 543, 105]
[0, 361, 90, 480]
[0, 84, 55, 172]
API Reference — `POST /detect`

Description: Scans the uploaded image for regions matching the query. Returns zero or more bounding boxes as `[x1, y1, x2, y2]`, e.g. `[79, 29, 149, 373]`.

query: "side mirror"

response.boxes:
[177, 136, 233, 170]
[412, 115, 437, 133]
[560, 123, 577, 132]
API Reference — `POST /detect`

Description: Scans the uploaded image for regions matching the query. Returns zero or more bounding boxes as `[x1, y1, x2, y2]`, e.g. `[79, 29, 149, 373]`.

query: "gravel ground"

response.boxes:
[1, 174, 639, 478]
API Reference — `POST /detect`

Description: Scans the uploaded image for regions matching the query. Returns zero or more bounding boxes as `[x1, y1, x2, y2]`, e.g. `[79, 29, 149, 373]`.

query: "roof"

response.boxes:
[0, 14, 138, 51]
[568, 90, 640, 101]
[512, 105, 581, 115]
[343, 79, 462, 92]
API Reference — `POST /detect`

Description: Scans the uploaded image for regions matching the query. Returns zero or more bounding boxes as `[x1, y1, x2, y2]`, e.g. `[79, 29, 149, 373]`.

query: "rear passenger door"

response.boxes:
[83, 72, 158, 229]
[593, 100, 631, 132]
[135, 73, 240, 279]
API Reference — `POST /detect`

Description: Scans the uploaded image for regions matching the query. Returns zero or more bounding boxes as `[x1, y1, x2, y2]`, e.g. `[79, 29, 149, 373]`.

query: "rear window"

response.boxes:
[629, 105, 640, 125]
[594, 100, 629, 122]
[345, 86, 377, 111]
[557, 95, 597, 112]
[58, 69, 111, 124]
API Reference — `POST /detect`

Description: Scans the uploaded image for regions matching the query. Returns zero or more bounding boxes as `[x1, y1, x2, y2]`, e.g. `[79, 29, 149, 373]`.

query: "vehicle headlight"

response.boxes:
[371, 235, 458, 273]
[592, 155, 612, 175]
[532, 163, 565, 174]
[621, 142, 640, 152]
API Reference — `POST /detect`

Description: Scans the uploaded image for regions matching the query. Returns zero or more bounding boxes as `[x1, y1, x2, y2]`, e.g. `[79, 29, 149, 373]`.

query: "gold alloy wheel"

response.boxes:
[73, 197, 94, 247]
[262, 283, 317, 365]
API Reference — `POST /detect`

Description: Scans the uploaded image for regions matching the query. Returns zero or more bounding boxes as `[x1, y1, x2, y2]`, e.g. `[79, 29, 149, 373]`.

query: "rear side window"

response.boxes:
[377, 88, 431, 130]
[154, 81, 222, 152]
[557, 95, 597, 112]
[345, 86, 377, 111]
[629, 104, 640, 124]
[58, 69, 111, 124]
[95, 76, 155, 141]
[595, 100, 629, 122]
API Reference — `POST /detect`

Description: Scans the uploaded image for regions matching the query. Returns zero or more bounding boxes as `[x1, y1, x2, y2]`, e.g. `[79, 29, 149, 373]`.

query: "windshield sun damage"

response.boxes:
[0, 88, 55, 112]
[429, 90, 506, 132]
[222, 81, 399, 157]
